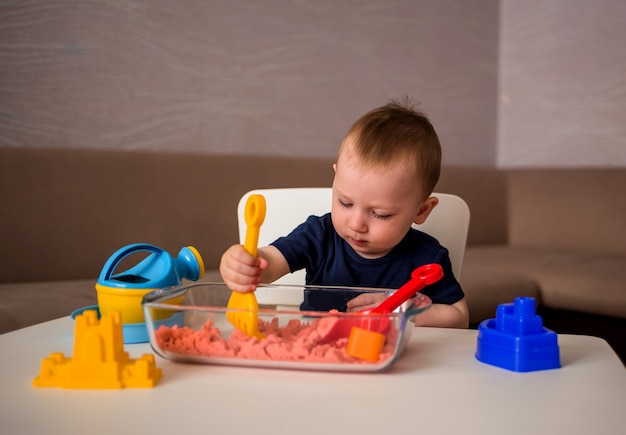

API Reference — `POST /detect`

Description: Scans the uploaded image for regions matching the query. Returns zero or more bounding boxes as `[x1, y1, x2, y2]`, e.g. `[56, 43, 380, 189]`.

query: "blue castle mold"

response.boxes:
[475, 296, 561, 372]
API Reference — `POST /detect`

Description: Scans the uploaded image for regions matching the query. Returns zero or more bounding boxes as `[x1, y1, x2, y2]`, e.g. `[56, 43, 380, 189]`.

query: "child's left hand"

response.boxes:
[346, 292, 387, 312]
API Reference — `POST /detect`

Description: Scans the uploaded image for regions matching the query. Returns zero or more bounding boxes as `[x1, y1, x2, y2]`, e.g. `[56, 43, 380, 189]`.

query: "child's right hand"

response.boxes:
[219, 244, 269, 293]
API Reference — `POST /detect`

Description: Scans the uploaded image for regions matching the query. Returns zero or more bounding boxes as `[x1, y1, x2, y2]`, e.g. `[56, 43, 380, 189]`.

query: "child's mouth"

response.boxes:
[351, 238, 367, 247]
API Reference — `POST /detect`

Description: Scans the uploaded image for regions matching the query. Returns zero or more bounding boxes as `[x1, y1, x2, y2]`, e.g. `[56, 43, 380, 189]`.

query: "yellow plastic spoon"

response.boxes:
[226, 194, 266, 339]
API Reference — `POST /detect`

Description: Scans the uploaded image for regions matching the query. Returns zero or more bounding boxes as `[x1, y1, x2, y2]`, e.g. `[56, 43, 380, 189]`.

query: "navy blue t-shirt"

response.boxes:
[271, 213, 464, 312]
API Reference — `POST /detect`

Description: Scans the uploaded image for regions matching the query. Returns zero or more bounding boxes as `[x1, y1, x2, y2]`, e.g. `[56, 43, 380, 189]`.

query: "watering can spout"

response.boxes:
[175, 246, 205, 282]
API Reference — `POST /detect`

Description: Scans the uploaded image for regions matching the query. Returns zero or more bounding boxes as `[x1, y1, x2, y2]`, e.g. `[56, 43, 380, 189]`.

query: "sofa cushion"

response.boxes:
[0, 279, 97, 334]
[0, 270, 225, 334]
[459, 261, 540, 325]
[507, 169, 626, 255]
[464, 246, 626, 319]
[0, 147, 335, 283]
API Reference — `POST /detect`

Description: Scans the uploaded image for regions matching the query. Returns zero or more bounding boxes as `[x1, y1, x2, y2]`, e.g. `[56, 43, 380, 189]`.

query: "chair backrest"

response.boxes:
[238, 188, 470, 306]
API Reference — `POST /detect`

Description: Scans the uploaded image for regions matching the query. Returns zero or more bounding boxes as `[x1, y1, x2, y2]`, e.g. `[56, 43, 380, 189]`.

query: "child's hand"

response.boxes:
[346, 292, 387, 312]
[219, 244, 269, 293]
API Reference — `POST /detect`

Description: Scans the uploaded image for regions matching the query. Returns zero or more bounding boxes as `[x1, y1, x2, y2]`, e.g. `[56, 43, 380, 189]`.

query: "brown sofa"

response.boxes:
[1, 147, 625, 361]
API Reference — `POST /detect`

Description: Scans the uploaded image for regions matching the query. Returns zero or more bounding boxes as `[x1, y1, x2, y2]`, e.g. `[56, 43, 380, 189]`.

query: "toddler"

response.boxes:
[220, 98, 469, 328]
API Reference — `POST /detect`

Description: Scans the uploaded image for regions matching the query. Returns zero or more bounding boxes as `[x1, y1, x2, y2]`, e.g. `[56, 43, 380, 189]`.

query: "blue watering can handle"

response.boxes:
[100, 243, 165, 280]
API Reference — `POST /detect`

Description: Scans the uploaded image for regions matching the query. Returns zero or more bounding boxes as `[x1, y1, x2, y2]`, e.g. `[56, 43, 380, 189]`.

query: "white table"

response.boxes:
[1, 317, 624, 435]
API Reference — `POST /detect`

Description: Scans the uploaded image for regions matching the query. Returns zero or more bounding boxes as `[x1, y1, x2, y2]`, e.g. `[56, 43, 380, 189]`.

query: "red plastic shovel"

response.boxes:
[317, 263, 444, 345]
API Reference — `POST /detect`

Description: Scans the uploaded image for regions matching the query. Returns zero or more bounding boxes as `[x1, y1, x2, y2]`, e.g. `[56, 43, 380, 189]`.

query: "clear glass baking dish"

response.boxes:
[143, 282, 431, 372]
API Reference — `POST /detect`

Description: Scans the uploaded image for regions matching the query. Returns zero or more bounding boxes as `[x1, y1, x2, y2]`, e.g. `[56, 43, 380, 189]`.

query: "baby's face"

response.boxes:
[331, 139, 424, 259]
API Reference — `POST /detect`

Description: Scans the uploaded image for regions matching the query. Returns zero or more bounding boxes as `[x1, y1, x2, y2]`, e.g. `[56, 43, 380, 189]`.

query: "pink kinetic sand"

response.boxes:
[155, 315, 397, 364]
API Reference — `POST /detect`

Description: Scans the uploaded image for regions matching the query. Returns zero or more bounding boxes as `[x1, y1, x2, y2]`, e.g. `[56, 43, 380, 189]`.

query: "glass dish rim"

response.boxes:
[142, 281, 433, 317]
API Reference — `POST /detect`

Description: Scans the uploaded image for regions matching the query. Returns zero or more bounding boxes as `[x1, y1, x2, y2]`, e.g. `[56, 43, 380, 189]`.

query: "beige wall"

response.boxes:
[1, 1, 624, 167]
[499, 0, 626, 168]
[0, 0, 499, 166]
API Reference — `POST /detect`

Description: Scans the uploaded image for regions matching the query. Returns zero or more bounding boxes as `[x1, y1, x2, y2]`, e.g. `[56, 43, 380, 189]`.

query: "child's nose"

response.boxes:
[349, 212, 368, 232]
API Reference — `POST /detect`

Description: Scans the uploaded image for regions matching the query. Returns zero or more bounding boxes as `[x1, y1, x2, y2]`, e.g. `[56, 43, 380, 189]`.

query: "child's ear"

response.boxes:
[332, 163, 337, 173]
[413, 196, 439, 225]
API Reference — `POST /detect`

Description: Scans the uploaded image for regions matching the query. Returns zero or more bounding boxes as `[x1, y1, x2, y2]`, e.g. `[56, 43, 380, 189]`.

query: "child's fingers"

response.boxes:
[257, 256, 269, 270]
[346, 293, 386, 312]
[220, 244, 264, 293]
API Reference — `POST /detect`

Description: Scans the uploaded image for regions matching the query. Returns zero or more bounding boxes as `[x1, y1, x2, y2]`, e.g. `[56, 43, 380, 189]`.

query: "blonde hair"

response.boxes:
[340, 97, 441, 197]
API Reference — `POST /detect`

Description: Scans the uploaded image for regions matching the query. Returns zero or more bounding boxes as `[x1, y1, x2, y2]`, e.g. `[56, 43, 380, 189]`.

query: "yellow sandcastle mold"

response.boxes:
[33, 310, 162, 389]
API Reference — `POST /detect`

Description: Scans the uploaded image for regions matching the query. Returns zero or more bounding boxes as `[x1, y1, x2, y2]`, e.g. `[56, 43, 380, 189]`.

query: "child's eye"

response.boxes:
[338, 199, 352, 208]
[372, 212, 391, 220]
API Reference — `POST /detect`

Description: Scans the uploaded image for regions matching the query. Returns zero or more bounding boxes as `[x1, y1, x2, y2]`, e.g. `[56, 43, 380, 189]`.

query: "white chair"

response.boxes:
[237, 188, 470, 307]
